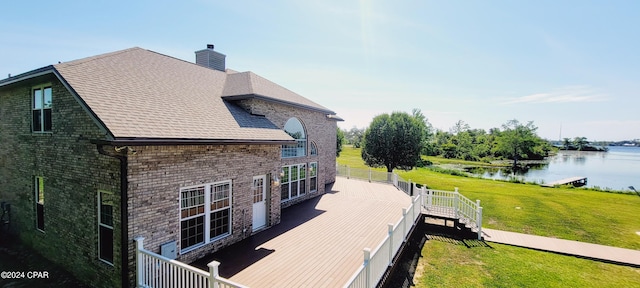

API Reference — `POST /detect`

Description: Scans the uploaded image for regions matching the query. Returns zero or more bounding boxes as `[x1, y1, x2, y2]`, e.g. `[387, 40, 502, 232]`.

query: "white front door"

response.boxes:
[252, 175, 267, 231]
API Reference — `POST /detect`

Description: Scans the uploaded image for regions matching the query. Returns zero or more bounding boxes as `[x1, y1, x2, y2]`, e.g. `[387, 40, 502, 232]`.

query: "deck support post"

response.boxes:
[208, 261, 221, 288]
[363, 248, 371, 288]
[134, 237, 144, 287]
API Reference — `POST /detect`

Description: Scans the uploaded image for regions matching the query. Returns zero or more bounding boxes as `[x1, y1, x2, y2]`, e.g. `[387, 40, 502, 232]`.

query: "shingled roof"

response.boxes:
[3, 47, 339, 144]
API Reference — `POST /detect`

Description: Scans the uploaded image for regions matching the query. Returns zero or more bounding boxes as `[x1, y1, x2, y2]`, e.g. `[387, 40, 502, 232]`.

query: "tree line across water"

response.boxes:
[340, 109, 556, 172]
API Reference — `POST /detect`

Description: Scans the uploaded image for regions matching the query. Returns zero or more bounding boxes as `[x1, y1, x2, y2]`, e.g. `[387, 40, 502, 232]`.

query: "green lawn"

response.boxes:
[414, 238, 640, 288]
[338, 146, 640, 286]
[337, 146, 640, 249]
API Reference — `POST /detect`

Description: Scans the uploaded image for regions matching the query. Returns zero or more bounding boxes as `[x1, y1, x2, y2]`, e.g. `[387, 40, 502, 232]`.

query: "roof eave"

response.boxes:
[0, 66, 55, 87]
[326, 114, 344, 121]
[92, 137, 296, 146]
[223, 94, 336, 115]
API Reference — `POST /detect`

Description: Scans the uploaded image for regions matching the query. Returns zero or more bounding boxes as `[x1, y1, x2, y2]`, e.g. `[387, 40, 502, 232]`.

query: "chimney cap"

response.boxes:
[207, 44, 214, 49]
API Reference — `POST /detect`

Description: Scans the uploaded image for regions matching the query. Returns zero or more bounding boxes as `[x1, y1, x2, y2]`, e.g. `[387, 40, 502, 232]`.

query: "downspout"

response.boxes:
[97, 144, 129, 288]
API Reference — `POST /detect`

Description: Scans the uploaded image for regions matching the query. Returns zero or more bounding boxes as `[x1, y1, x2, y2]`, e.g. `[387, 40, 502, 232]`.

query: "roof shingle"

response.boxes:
[49, 47, 331, 142]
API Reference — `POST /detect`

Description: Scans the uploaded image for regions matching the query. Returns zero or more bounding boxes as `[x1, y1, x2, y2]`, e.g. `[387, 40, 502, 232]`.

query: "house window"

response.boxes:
[310, 162, 318, 192]
[35, 176, 45, 232]
[310, 142, 318, 156]
[281, 118, 306, 158]
[32, 85, 52, 132]
[98, 191, 114, 265]
[180, 181, 232, 252]
[281, 164, 307, 201]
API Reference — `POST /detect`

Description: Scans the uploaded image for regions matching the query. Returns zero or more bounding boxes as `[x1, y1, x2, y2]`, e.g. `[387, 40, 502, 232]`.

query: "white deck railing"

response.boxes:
[336, 164, 393, 184]
[336, 164, 414, 195]
[343, 194, 422, 288]
[135, 237, 247, 288]
[420, 186, 483, 240]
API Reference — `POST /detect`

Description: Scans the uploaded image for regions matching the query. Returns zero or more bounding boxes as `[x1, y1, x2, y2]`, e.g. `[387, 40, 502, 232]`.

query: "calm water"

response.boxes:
[472, 146, 640, 191]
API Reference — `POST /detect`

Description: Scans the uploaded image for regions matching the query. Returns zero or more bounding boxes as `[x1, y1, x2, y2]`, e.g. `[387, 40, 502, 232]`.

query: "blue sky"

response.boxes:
[2, 1, 639, 141]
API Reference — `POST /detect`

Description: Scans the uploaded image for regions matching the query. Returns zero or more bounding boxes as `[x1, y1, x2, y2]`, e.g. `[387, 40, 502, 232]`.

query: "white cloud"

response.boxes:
[501, 86, 609, 104]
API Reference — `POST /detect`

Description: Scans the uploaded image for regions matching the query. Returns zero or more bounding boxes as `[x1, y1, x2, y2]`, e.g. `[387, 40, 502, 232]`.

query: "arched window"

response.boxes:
[282, 118, 306, 158]
[310, 142, 318, 156]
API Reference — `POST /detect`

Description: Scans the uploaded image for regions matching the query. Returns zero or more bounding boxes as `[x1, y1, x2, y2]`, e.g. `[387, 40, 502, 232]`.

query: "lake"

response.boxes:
[470, 146, 640, 191]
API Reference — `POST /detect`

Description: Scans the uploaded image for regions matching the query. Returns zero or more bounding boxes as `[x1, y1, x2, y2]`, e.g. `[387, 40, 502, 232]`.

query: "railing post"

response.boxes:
[427, 189, 432, 208]
[454, 187, 459, 218]
[208, 261, 221, 288]
[402, 208, 408, 239]
[134, 237, 145, 287]
[409, 180, 412, 196]
[388, 223, 394, 267]
[364, 248, 371, 288]
[411, 195, 418, 220]
[369, 167, 372, 182]
[477, 201, 483, 240]
[347, 166, 350, 179]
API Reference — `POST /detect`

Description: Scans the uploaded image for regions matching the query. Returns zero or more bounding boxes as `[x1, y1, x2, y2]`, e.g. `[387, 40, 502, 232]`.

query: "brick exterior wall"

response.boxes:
[1, 74, 339, 287]
[0, 75, 123, 287]
[125, 144, 282, 271]
[236, 99, 338, 207]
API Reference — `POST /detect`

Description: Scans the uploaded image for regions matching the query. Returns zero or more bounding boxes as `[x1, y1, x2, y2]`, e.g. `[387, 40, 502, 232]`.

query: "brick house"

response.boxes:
[0, 45, 341, 287]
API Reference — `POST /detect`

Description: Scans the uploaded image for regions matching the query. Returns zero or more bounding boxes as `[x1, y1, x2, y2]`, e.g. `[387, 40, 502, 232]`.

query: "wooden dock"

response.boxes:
[541, 176, 587, 187]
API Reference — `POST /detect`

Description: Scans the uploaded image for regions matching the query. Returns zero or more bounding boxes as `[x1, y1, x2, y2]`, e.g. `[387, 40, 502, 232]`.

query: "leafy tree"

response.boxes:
[449, 120, 470, 135]
[573, 137, 588, 151]
[336, 127, 344, 157]
[412, 109, 435, 155]
[493, 120, 548, 169]
[361, 111, 424, 173]
[344, 127, 365, 148]
[562, 138, 573, 150]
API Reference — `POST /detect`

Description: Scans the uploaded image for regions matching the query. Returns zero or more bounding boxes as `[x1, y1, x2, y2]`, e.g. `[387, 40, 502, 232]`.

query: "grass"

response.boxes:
[337, 146, 640, 249]
[414, 238, 640, 288]
[338, 146, 640, 286]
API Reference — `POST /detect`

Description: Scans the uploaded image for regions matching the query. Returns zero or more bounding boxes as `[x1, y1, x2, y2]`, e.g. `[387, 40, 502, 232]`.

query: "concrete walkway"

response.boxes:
[482, 228, 640, 267]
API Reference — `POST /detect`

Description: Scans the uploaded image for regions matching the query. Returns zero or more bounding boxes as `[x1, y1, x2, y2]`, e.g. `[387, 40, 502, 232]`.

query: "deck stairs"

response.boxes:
[419, 186, 483, 240]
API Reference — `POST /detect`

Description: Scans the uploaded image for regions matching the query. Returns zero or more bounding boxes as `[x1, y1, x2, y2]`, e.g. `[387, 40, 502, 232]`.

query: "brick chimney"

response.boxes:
[195, 44, 226, 71]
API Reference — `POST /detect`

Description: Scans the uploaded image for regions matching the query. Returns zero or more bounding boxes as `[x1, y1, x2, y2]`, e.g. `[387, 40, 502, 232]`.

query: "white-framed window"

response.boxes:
[180, 181, 232, 253]
[98, 190, 114, 265]
[309, 162, 318, 192]
[281, 164, 307, 201]
[282, 118, 306, 158]
[32, 85, 52, 133]
[35, 176, 45, 232]
[310, 142, 318, 156]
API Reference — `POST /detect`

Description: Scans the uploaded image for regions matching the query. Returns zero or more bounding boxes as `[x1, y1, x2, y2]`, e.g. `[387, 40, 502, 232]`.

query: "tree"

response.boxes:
[493, 120, 544, 169]
[345, 127, 365, 148]
[449, 120, 470, 135]
[562, 138, 572, 150]
[336, 127, 344, 157]
[573, 137, 588, 151]
[361, 111, 424, 173]
[411, 109, 435, 155]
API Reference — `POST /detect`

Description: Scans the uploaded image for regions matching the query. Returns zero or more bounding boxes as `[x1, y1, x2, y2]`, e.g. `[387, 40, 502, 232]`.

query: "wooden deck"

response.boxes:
[541, 176, 587, 187]
[191, 177, 411, 287]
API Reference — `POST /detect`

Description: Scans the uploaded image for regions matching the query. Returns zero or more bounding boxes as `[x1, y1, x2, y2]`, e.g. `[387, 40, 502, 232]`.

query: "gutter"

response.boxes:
[97, 145, 129, 288]
[92, 138, 296, 146]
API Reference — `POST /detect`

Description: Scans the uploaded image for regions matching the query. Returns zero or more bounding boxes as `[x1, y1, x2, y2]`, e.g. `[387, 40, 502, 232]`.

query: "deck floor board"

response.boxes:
[191, 177, 411, 287]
